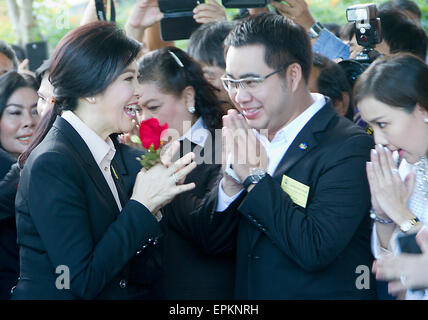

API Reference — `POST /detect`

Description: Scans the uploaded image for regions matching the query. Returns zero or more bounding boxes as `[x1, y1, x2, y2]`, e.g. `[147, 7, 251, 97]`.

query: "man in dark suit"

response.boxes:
[197, 13, 377, 299]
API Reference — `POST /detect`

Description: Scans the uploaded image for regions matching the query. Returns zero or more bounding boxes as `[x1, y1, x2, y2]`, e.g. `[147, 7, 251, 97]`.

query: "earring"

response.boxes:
[187, 106, 196, 114]
[424, 117, 428, 123]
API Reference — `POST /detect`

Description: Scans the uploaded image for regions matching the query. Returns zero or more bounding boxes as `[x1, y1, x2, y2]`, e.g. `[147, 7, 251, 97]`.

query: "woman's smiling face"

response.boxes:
[0, 86, 39, 158]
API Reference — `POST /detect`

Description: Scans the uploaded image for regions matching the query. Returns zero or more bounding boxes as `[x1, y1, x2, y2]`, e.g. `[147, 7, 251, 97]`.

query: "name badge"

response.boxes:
[281, 175, 310, 208]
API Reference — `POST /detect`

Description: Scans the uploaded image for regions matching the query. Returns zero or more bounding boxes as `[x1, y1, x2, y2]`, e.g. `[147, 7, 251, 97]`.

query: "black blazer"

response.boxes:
[0, 148, 15, 181]
[196, 102, 377, 299]
[12, 117, 162, 300]
[155, 138, 235, 299]
[0, 164, 20, 299]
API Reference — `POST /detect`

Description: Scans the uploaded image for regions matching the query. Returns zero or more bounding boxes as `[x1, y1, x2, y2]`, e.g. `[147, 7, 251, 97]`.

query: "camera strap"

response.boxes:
[95, 0, 116, 22]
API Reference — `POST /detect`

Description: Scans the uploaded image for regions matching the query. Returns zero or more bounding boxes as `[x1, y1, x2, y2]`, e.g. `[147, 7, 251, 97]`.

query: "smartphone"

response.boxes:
[222, 0, 268, 8]
[158, 0, 204, 41]
[160, 12, 202, 41]
[25, 41, 48, 72]
[396, 232, 426, 294]
[159, 0, 203, 13]
[397, 232, 422, 254]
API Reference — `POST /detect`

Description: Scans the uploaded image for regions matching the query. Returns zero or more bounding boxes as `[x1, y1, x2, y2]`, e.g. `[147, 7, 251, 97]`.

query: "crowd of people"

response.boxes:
[0, 0, 427, 300]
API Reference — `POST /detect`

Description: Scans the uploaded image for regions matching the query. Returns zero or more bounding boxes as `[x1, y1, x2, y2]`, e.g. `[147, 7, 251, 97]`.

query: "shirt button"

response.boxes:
[119, 279, 127, 289]
[136, 250, 142, 256]
[104, 167, 109, 172]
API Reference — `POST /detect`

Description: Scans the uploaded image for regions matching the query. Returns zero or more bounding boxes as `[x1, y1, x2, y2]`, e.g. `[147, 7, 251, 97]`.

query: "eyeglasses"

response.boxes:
[221, 69, 282, 93]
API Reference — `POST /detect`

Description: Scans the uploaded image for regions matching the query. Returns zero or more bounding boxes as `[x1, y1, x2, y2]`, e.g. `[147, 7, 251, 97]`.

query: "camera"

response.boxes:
[158, 0, 204, 41]
[222, 0, 281, 8]
[346, 3, 382, 63]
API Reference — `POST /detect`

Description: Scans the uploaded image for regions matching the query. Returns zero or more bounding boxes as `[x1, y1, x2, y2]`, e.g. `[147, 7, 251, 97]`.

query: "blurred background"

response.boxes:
[0, 0, 427, 57]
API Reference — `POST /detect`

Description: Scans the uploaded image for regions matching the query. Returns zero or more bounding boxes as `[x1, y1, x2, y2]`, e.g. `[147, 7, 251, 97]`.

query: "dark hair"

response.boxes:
[35, 59, 51, 86]
[354, 53, 428, 114]
[138, 46, 224, 131]
[378, 9, 427, 61]
[224, 13, 312, 82]
[340, 22, 355, 42]
[11, 44, 26, 62]
[19, 21, 141, 167]
[0, 40, 18, 70]
[0, 71, 39, 117]
[379, 0, 421, 20]
[187, 21, 234, 69]
[312, 54, 353, 120]
[323, 23, 341, 38]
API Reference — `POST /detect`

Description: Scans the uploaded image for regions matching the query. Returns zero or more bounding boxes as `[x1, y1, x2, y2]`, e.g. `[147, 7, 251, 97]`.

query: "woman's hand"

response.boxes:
[366, 144, 416, 224]
[125, 0, 163, 42]
[193, 0, 226, 24]
[131, 141, 197, 214]
[373, 227, 428, 296]
[270, 0, 315, 31]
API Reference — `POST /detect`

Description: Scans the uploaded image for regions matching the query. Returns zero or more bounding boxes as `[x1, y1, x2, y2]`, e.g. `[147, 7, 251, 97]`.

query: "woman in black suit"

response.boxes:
[12, 22, 196, 300]
[137, 47, 235, 299]
[0, 71, 40, 299]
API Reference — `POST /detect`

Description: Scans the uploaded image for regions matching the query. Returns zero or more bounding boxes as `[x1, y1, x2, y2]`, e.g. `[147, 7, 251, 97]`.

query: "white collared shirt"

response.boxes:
[216, 93, 326, 212]
[178, 117, 210, 147]
[62, 111, 122, 211]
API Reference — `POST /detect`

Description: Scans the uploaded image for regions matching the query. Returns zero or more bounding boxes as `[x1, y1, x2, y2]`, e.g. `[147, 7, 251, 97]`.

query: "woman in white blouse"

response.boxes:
[354, 53, 428, 299]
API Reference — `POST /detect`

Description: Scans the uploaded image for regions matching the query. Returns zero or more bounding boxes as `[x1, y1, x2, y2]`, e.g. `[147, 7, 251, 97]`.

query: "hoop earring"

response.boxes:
[188, 106, 196, 114]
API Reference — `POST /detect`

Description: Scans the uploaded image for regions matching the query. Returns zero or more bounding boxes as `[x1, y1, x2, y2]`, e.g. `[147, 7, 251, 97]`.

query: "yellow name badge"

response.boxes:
[281, 175, 310, 208]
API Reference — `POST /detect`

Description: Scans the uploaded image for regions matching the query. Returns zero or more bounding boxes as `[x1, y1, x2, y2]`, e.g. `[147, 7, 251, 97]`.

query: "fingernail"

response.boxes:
[371, 149, 377, 156]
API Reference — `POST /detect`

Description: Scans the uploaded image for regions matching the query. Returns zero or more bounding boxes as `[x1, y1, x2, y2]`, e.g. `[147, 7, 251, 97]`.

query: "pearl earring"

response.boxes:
[188, 106, 196, 114]
[424, 117, 428, 123]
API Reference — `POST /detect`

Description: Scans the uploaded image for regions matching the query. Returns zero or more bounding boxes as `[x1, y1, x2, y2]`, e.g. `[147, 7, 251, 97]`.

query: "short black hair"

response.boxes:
[11, 44, 26, 62]
[0, 40, 18, 70]
[187, 21, 234, 69]
[379, 0, 421, 20]
[313, 54, 353, 119]
[379, 9, 427, 61]
[224, 13, 312, 82]
[323, 23, 341, 38]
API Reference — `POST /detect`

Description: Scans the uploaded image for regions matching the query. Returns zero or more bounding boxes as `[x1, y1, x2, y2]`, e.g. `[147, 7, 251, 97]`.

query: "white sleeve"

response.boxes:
[216, 177, 244, 212]
[371, 223, 394, 258]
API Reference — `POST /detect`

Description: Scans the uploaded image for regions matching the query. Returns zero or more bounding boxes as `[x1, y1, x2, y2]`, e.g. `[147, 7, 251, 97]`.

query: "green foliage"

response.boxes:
[0, 0, 426, 53]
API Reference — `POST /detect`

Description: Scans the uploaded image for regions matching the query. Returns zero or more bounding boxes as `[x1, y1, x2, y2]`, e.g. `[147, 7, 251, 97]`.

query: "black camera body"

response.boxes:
[221, 0, 281, 8]
[346, 3, 382, 63]
[158, 0, 204, 41]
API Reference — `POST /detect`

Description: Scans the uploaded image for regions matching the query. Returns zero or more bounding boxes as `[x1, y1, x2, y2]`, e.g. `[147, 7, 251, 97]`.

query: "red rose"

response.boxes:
[139, 118, 168, 151]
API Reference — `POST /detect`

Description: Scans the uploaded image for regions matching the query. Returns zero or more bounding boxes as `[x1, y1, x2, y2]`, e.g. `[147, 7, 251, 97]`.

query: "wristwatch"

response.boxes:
[400, 217, 420, 233]
[243, 168, 267, 190]
[308, 21, 324, 39]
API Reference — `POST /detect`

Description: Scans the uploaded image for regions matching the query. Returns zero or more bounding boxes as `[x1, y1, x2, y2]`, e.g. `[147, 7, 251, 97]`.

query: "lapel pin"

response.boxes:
[298, 143, 308, 151]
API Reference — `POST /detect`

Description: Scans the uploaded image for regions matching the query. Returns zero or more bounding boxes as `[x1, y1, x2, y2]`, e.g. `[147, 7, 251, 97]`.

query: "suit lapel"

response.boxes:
[248, 101, 337, 250]
[53, 117, 121, 218]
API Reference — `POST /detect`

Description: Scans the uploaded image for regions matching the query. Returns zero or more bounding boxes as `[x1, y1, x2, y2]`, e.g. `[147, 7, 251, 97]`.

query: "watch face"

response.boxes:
[401, 221, 411, 232]
[250, 168, 266, 176]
